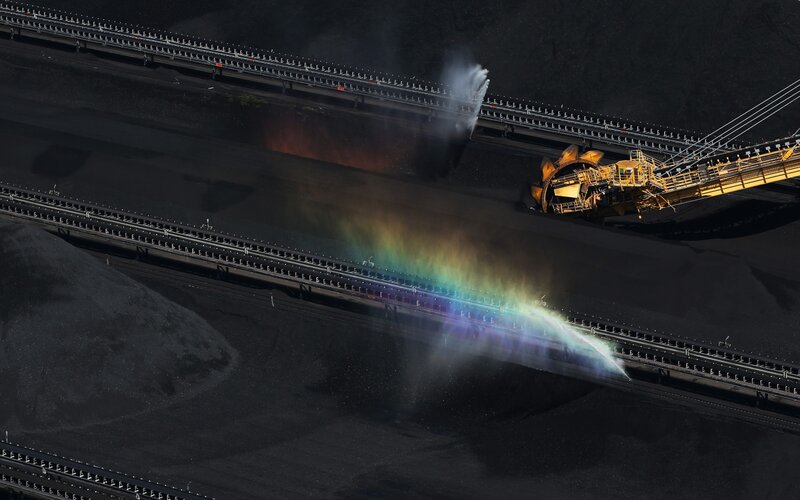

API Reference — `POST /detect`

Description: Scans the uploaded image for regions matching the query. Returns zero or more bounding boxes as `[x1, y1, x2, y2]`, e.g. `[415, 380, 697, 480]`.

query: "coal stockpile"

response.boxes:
[1, 2, 799, 498]
[0, 40, 798, 361]
[0, 222, 237, 430]
[33, 0, 800, 140]
[8, 260, 798, 500]
[21, 0, 800, 186]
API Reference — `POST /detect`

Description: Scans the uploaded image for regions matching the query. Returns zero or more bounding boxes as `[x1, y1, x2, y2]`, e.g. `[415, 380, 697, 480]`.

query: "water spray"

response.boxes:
[341, 210, 628, 383]
[442, 62, 490, 137]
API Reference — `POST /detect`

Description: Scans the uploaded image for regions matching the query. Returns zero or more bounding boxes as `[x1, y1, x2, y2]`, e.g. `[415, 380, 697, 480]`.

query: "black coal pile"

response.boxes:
[34, 0, 800, 139]
[0, 223, 237, 430]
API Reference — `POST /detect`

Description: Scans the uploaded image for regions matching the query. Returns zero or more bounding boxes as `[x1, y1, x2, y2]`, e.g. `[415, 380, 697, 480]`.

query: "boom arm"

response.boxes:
[531, 138, 800, 217]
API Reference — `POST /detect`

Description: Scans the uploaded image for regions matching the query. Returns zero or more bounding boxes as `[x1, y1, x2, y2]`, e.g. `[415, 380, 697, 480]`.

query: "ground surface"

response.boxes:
[10, 252, 800, 500]
[0, 223, 236, 430]
[1, 2, 800, 498]
[34, 0, 800, 140]
[0, 40, 798, 362]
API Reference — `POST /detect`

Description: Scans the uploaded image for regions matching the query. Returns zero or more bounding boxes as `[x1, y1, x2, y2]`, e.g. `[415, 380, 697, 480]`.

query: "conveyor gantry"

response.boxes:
[0, 0, 738, 157]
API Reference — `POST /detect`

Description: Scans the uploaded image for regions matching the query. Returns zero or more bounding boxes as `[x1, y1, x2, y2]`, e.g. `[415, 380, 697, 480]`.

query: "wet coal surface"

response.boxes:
[183, 174, 256, 213]
[0, 116, 165, 162]
[31, 144, 91, 179]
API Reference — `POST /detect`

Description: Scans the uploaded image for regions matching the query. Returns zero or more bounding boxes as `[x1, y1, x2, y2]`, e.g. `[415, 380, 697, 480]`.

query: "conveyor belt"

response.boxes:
[0, 1, 740, 157]
[1, 181, 799, 412]
[0, 440, 210, 500]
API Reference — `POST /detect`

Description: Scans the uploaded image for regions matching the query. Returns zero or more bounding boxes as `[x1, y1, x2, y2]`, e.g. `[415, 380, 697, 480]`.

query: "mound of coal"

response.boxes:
[36, 0, 800, 139]
[0, 222, 236, 430]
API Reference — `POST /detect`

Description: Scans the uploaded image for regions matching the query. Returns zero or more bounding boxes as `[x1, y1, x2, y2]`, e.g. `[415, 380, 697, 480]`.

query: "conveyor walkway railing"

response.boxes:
[0, 1, 739, 157]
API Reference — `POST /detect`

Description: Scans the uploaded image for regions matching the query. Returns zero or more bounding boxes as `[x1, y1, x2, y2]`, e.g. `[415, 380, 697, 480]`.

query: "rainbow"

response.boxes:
[340, 213, 628, 379]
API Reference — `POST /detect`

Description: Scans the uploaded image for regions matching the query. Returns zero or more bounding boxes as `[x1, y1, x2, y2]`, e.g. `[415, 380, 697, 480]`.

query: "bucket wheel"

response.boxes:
[529, 145, 604, 212]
